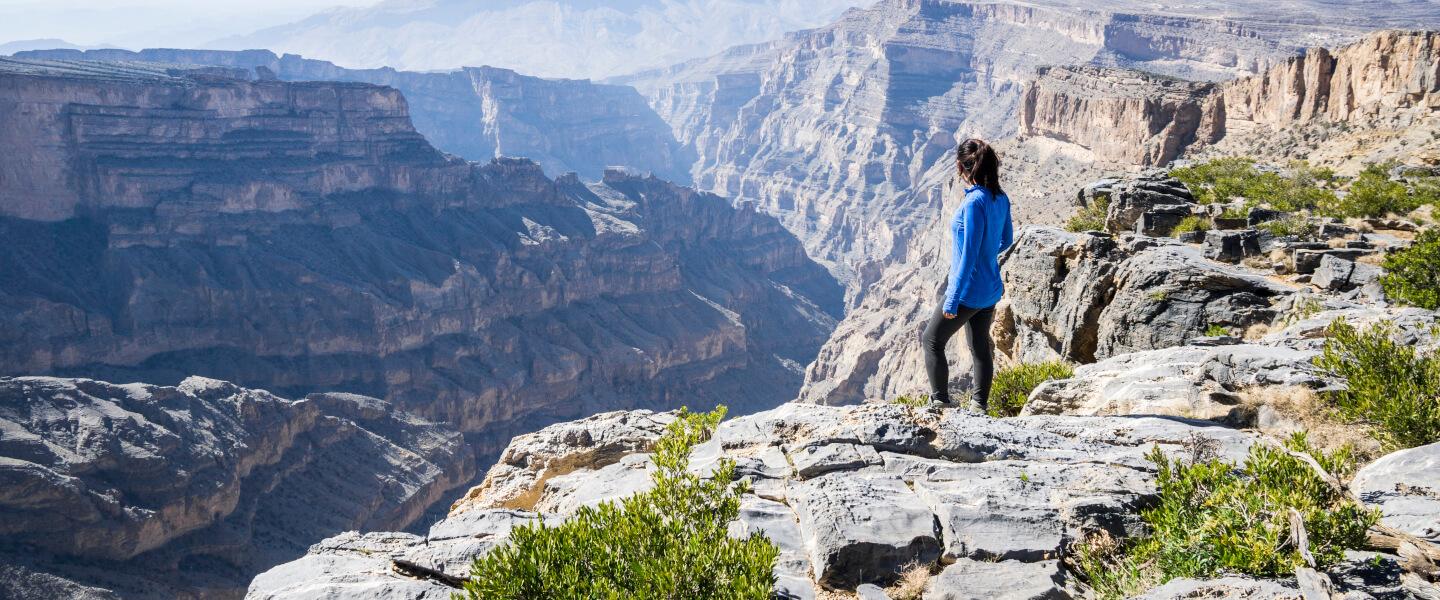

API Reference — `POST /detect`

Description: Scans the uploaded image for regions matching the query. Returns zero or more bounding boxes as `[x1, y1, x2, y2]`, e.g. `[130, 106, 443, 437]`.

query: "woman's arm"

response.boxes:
[944, 195, 982, 314]
[1001, 197, 1014, 253]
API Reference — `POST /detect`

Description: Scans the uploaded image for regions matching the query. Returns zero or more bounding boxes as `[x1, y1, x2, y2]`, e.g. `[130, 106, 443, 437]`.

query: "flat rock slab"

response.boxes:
[924, 558, 1072, 600]
[789, 473, 941, 588]
[1133, 576, 1302, 599]
[787, 442, 883, 479]
[1353, 440, 1440, 541]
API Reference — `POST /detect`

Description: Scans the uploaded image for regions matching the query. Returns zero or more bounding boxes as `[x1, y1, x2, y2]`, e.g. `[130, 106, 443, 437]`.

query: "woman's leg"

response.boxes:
[921, 303, 975, 403]
[963, 305, 997, 408]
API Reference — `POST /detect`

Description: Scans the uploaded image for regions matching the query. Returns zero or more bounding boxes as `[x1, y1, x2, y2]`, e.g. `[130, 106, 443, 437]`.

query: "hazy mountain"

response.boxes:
[209, 0, 875, 79]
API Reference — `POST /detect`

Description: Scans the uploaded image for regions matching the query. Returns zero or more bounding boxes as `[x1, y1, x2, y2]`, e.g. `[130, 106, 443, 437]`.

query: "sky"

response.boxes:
[0, 0, 377, 50]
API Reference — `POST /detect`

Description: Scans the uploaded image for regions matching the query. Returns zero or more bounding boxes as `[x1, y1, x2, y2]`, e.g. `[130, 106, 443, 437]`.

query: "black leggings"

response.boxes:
[921, 301, 995, 405]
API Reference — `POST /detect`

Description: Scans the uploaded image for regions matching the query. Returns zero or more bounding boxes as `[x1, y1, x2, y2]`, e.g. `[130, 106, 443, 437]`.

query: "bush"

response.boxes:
[988, 360, 1075, 417]
[1171, 216, 1211, 236]
[890, 394, 930, 407]
[1328, 161, 1422, 218]
[1204, 324, 1229, 337]
[1255, 213, 1317, 240]
[1172, 158, 1337, 212]
[1066, 196, 1110, 232]
[1381, 228, 1440, 310]
[460, 407, 779, 600]
[1313, 318, 1440, 450]
[1069, 434, 1378, 600]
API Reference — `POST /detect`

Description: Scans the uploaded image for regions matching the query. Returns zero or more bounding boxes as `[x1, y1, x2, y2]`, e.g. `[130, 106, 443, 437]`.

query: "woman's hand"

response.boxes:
[944, 312, 957, 319]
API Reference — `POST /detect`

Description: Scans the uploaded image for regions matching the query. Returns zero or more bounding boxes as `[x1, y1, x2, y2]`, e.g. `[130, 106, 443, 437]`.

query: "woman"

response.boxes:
[921, 138, 1014, 413]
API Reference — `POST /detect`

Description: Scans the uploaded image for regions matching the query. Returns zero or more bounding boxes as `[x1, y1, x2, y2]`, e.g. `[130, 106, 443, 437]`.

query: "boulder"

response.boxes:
[924, 558, 1072, 600]
[1177, 230, 1205, 243]
[1318, 222, 1358, 239]
[1201, 229, 1261, 262]
[1312, 254, 1383, 291]
[789, 473, 942, 588]
[1352, 441, 1440, 542]
[1213, 217, 1249, 230]
[857, 583, 894, 600]
[1021, 344, 1326, 421]
[449, 409, 675, 514]
[1248, 208, 1289, 227]
[1135, 206, 1190, 237]
[1293, 248, 1370, 274]
[1105, 179, 1194, 232]
[1132, 577, 1302, 599]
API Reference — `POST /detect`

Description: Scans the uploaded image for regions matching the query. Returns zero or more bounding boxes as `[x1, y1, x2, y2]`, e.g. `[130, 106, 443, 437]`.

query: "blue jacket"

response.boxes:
[944, 185, 1014, 313]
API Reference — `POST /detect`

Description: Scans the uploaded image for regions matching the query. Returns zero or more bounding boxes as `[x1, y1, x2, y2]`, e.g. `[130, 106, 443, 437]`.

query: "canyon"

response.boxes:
[15, 47, 691, 183]
[0, 55, 843, 597]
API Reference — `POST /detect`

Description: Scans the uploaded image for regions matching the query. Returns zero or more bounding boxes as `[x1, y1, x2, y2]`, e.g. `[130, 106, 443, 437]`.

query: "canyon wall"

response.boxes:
[610, 0, 1392, 303]
[1020, 30, 1440, 172]
[15, 48, 692, 182]
[0, 56, 842, 466]
[0, 376, 475, 599]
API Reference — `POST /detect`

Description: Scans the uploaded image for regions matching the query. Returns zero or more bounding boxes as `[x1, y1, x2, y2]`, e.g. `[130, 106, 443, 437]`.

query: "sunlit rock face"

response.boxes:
[0, 56, 843, 465]
[14, 48, 693, 182]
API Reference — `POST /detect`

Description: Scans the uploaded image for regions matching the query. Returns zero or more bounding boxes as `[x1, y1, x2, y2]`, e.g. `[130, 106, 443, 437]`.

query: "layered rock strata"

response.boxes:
[0, 375, 474, 599]
[1023, 30, 1440, 174]
[15, 49, 692, 182]
[0, 57, 842, 467]
[247, 402, 1264, 599]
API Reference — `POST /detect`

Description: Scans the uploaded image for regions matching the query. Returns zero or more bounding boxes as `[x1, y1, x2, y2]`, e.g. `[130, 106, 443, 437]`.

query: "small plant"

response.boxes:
[1255, 213, 1317, 240]
[1313, 318, 1440, 450]
[1068, 434, 1378, 600]
[1171, 216, 1211, 236]
[988, 360, 1075, 417]
[1147, 289, 1170, 302]
[890, 394, 931, 407]
[883, 562, 934, 600]
[1066, 196, 1110, 232]
[1280, 295, 1325, 328]
[1219, 206, 1248, 219]
[460, 406, 779, 599]
[1381, 228, 1440, 310]
[1204, 324, 1229, 337]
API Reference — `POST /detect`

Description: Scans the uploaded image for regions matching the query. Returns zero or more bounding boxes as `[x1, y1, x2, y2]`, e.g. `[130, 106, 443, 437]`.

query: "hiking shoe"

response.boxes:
[965, 397, 989, 415]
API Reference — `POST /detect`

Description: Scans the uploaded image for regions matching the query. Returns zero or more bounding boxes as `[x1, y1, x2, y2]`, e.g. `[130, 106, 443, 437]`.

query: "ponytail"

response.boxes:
[955, 138, 1003, 196]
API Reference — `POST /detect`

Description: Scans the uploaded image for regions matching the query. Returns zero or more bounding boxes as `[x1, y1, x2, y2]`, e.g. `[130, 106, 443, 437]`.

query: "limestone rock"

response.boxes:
[789, 473, 942, 588]
[924, 558, 1072, 600]
[1133, 577, 1303, 599]
[1021, 344, 1326, 421]
[1020, 66, 1216, 167]
[1352, 441, 1440, 542]
[1313, 255, 1383, 291]
[1202, 229, 1262, 263]
[0, 376, 475, 599]
[449, 410, 675, 514]
[1105, 179, 1196, 233]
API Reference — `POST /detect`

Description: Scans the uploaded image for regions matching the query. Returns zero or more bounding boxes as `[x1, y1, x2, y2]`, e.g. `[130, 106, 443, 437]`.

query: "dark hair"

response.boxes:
[956, 138, 1003, 195]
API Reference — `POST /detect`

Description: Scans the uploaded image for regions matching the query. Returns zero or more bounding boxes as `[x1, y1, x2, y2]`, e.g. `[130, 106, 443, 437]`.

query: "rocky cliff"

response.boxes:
[1019, 66, 1218, 166]
[0, 56, 842, 467]
[0, 375, 474, 599]
[1022, 30, 1440, 173]
[15, 48, 692, 182]
[611, 0, 1413, 301]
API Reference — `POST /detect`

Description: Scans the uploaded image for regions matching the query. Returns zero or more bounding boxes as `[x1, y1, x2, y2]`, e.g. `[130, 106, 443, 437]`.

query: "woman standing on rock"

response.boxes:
[922, 139, 1014, 413]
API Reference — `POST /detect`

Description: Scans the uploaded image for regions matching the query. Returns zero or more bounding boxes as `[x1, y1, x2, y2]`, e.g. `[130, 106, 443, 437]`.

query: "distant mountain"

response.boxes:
[208, 0, 873, 79]
[0, 39, 112, 55]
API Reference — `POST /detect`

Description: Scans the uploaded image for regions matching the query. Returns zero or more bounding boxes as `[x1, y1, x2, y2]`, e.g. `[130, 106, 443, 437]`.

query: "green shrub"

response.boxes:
[1255, 213, 1318, 240]
[460, 407, 779, 600]
[1069, 434, 1378, 600]
[1204, 325, 1229, 337]
[1066, 196, 1110, 232]
[890, 394, 930, 407]
[1313, 318, 1440, 450]
[988, 360, 1075, 417]
[1381, 228, 1440, 310]
[1327, 161, 1422, 218]
[1172, 158, 1337, 212]
[1171, 216, 1211, 236]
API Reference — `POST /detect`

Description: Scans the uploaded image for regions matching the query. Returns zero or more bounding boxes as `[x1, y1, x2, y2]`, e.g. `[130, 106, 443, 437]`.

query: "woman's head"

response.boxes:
[956, 138, 1003, 195]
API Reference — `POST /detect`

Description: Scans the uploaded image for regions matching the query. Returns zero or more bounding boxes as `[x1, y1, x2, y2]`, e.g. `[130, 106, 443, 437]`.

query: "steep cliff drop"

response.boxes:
[0, 56, 844, 597]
